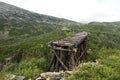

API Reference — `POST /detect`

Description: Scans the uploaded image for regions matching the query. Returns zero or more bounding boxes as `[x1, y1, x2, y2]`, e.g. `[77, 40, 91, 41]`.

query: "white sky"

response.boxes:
[0, 0, 120, 22]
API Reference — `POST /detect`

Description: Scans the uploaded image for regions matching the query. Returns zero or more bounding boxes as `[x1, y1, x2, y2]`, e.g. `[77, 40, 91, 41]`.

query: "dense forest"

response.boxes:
[0, 1, 120, 80]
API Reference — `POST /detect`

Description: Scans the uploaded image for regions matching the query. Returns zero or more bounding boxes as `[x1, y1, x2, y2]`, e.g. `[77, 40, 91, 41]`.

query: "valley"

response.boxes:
[0, 1, 120, 80]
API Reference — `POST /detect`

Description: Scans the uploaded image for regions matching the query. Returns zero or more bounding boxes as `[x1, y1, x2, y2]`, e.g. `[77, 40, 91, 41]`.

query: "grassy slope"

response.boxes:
[0, 30, 70, 79]
[66, 48, 120, 80]
[0, 2, 79, 79]
[0, 22, 120, 79]
[0, 1, 79, 40]
[66, 22, 120, 80]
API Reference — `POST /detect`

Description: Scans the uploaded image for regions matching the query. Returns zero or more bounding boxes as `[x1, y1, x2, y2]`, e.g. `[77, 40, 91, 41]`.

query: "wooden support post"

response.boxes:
[53, 53, 57, 71]
[84, 38, 87, 59]
[65, 51, 69, 69]
[55, 50, 61, 72]
[58, 50, 61, 71]
[48, 55, 56, 71]
[53, 50, 68, 71]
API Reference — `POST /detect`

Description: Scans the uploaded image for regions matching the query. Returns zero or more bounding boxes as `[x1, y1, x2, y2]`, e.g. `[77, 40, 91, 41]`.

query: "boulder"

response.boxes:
[15, 76, 25, 80]
[6, 74, 16, 80]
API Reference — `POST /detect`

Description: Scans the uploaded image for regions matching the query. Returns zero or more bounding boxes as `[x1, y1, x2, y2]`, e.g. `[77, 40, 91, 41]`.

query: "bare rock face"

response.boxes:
[35, 71, 72, 80]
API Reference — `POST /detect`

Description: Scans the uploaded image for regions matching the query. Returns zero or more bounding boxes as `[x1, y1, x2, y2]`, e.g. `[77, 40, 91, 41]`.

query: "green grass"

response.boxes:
[66, 48, 120, 80]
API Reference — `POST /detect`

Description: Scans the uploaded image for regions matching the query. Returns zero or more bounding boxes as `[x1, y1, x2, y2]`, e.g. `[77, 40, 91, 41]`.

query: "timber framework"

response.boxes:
[48, 32, 88, 71]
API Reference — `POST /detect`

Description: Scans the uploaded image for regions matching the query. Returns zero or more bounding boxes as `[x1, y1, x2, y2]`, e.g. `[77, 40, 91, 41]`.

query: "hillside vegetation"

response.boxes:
[0, 1, 120, 80]
[1, 22, 120, 80]
[66, 22, 120, 80]
[0, 1, 79, 38]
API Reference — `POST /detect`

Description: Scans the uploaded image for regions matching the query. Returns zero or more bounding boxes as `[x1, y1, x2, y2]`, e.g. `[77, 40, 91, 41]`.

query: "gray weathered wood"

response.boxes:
[48, 32, 88, 71]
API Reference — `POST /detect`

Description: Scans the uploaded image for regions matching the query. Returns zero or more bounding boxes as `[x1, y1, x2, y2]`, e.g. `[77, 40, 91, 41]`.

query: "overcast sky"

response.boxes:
[0, 0, 120, 22]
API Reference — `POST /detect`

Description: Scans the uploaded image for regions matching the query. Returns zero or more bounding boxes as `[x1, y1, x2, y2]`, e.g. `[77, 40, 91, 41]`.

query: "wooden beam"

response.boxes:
[48, 55, 56, 71]
[53, 51, 68, 71]
[48, 45, 72, 51]
[78, 48, 87, 61]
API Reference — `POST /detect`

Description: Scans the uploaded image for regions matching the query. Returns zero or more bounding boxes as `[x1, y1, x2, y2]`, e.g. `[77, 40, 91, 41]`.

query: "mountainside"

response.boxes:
[0, 1, 78, 26]
[0, 1, 120, 80]
[0, 1, 79, 38]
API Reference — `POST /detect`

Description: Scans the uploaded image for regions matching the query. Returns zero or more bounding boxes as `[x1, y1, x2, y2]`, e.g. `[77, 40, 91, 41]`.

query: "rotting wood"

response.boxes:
[48, 32, 88, 71]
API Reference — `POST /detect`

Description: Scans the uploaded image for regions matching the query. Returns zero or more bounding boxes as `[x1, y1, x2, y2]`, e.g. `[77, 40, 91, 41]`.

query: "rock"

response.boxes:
[35, 77, 45, 80]
[35, 71, 73, 80]
[15, 76, 25, 80]
[0, 31, 9, 39]
[65, 71, 73, 75]
[4, 56, 15, 64]
[40, 72, 64, 79]
[6, 74, 16, 80]
[6, 74, 25, 80]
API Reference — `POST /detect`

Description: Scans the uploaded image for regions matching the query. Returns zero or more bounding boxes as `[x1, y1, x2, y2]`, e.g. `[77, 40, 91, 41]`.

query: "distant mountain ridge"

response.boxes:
[0, 1, 79, 27]
[0, 1, 80, 38]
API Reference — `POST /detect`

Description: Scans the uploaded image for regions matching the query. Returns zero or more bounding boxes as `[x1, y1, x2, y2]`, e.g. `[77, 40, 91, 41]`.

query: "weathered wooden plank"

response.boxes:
[51, 32, 88, 47]
[48, 45, 72, 51]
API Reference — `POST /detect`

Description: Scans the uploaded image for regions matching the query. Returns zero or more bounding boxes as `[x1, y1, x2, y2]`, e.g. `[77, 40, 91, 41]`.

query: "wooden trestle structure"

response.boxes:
[48, 32, 88, 71]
